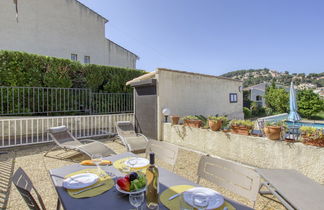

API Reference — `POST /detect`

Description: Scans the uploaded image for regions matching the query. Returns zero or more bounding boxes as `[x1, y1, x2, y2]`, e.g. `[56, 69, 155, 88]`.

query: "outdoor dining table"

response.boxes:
[49, 152, 253, 210]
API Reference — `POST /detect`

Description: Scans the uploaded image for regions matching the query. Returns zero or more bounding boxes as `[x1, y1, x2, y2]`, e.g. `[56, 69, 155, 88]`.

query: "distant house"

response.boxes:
[314, 88, 324, 98]
[0, 0, 138, 68]
[244, 82, 289, 107]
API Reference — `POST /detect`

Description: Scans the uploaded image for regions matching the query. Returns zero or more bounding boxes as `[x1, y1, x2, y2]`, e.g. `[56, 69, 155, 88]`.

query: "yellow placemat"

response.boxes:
[159, 185, 236, 210]
[65, 168, 114, 199]
[113, 157, 148, 173]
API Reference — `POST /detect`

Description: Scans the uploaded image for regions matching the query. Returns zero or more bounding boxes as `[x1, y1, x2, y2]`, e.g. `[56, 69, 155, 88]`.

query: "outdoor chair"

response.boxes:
[285, 125, 300, 141]
[12, 167, 61, 210]
[45, 125, 116, 158]
[251, 119, 265, 137]
[145, 140, 179, 172]
[197, 155, 260, 208]
[116, 121, 149, 153]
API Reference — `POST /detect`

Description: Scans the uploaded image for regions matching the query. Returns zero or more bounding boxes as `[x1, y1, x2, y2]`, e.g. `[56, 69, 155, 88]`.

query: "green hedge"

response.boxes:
[0, 50, 146, 92]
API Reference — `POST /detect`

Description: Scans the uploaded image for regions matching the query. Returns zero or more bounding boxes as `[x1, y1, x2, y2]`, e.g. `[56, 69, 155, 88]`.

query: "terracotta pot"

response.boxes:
[231, 125, 251, 135]
[184, 119, 202, 128]
[264, 126, 281, 140]
[208, 120, 222, 131]
[302, 137, 324, 147]
[171, 116, 180, 125]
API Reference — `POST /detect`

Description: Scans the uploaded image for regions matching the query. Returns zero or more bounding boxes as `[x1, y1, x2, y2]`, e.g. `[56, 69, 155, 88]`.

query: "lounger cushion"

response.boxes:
[126, 136, 148, 153]
[48, 126, 68, 134]
[78, 142, 116, 157]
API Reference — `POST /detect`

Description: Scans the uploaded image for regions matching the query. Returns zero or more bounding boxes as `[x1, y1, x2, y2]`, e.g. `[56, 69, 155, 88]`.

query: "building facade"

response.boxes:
[0, 0, 138, 68]
[127, 68, 244, 140]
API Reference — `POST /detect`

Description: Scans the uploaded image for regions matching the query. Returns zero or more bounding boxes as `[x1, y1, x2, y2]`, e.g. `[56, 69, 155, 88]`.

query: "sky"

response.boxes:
[78, 0, 324, 75]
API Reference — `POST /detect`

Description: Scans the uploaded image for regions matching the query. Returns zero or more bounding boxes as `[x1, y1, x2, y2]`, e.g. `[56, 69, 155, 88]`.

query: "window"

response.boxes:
[84, 56, 90, 64]
[229, 93, 238, 103]
[256, 95, 262, 101]
[71, 54, 77, 61]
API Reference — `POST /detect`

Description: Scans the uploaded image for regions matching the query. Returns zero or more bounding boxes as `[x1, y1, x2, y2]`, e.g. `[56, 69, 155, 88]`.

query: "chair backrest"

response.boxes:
[48, 125, 81, 147]
[145, 140, 179, 168]
[197, 155, 260, 204]
[12, 167, 46, 210]
[257, 120, 265, 136]
[116, 121, 137, 137]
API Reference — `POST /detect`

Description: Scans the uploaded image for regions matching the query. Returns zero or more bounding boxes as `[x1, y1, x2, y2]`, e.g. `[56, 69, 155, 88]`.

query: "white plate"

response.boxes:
[115, 184, 146, 194]
[63, 173, 99, 189]
[125, 158, 149, 169]
[183, 187, 224, 209]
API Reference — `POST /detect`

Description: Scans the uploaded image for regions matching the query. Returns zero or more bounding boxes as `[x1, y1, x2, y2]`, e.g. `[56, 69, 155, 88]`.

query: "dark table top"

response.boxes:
[257, 169, 324, 210]
[50, 152, 253, 210]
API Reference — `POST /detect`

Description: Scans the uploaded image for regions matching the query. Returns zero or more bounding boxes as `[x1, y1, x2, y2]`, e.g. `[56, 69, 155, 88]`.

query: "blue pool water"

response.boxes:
[285, 121, 324, 129]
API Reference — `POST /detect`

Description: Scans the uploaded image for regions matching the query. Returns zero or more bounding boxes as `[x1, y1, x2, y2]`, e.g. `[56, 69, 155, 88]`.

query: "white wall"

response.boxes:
[156, 69, 243, 139]
[0, 0, 137, 68]
[107, 39, 138, 69]
[163, 124, 324, 184]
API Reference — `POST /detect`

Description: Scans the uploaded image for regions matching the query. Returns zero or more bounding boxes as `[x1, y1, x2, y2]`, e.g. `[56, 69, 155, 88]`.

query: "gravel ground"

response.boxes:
[0, 139, 285, 210]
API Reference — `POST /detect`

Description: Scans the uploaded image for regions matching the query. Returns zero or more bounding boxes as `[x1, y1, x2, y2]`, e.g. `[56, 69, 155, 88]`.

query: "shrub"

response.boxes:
[182, 115, 200, 120]
[243, 107, 251, 119]
[265, 107, 273, 116]
[230, 120, 254, 127]
[297, 90, 324, 118]
[0, 50, 146, 92]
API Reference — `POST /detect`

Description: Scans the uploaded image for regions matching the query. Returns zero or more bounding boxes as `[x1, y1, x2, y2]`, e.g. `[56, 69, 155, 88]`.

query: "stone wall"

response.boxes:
[162, 123, 324, 184]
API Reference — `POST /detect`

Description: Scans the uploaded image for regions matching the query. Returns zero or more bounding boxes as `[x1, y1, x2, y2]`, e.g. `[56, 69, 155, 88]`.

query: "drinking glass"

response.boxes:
[129, 192, 144, 210]
[192, 192, 209, 210]
[91, 154, 103, 174]
[128, 157, 138, 171]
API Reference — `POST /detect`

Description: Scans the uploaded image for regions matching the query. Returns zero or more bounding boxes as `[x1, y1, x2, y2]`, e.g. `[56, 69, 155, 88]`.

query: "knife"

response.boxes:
[73, 183, 105, 195]
[168, 193, 180, 200]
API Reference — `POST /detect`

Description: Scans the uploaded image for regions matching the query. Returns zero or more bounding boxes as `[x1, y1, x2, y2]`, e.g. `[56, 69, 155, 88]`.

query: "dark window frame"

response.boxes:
[229, 93, 238, 103]
[84, 56, 90, 64]
[71, 54, 78, 61]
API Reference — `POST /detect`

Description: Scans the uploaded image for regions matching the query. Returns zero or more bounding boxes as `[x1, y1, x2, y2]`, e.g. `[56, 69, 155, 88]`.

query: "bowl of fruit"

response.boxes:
[116, 172, 147, 194]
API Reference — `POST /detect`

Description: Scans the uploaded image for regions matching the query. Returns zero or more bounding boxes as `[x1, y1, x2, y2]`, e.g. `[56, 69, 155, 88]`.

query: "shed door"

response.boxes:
[133, 80, 157, 139]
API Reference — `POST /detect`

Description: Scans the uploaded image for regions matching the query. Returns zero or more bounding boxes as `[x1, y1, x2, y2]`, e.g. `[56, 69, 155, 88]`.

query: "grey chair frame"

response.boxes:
[45, 125, 116, 158]
[145, 140, 179, 172]
[116, 121, 149, 153]
[12, 167, 61, 210]
[197, 155, 260, 208]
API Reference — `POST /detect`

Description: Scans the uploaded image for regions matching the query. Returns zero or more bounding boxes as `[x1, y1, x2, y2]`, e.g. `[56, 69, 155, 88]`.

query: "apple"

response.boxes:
[117, 177, 130, 192]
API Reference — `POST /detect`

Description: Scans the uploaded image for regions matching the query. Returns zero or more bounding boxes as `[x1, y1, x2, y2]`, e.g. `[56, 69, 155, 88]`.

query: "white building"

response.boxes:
[0, 0, 138, 68]
[127, 68, 244, 140]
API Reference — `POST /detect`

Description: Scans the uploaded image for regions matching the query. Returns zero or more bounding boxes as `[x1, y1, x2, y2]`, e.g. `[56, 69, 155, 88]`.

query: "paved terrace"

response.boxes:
[0, 138, 285, 210]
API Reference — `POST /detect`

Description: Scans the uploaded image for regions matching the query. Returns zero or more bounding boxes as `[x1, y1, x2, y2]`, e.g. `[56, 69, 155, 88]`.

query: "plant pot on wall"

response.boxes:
[184, 119, 202, 128]
[264, 126, 282, 140]
[208, 120, 222, 131]
[171, 116, 180, 125]
[302, 137, 324, 147]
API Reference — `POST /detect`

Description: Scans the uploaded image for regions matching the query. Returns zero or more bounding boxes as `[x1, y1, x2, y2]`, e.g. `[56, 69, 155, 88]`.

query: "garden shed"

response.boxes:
[126, 68, 243, 140]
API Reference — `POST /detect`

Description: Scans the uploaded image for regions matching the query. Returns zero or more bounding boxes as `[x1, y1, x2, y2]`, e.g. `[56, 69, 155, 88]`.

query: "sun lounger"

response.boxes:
[257, 169, 324, 210]
[46, 125, 116, 158]
[116, 121, 149, 153]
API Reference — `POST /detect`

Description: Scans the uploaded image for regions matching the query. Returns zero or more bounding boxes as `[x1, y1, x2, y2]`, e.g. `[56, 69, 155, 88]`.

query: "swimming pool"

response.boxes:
[285, 121, 324, 129]
[259, 113, 324, 129]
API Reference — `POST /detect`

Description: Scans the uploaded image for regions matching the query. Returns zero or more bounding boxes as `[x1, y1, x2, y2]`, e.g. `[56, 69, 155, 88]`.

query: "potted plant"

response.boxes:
[264, 121, 285, 140]
[208, 116, 227, 131]
[300, 126, 324, 147]
[170, 116, 180, 125]
[182, 115, 202, 128]
[230, 120, 254, 135]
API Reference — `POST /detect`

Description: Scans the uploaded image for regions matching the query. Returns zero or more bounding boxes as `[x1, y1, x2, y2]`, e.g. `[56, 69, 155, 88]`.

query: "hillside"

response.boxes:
[221, 68, 324, 88]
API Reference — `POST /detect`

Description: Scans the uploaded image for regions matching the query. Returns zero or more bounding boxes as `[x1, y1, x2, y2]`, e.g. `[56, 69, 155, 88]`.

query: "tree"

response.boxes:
[297, 90, 324, 118]
[264, 86, 289, 113]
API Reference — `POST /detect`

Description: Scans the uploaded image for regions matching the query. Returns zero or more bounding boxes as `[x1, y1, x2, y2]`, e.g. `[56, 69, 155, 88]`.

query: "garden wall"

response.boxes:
[162, 123, 324, 184]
